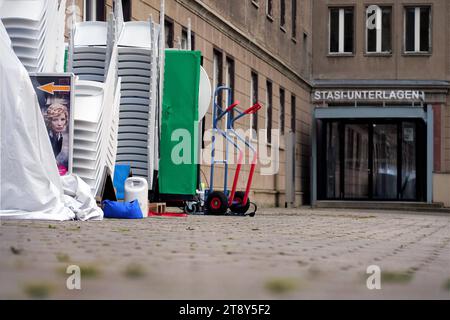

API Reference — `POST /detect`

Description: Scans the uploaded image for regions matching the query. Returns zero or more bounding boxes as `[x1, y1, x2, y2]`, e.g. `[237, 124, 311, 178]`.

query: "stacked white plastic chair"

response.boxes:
[72, 50, 121, 196]
[0, 0, 66, 72]
[71, 13, 122, 196]
[71, 21, 108, 82]
[116, 21, 160, 189]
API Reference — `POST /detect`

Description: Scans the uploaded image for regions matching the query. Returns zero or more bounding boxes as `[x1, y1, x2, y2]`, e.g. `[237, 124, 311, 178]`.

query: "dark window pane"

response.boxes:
[267, 0, 273, 16]
[226, 57, 235, 118]
[329, 9, 339, 52]
[367, 8, 376, 52]
[280, 88, 285, 135]
[181, 29, 195, 50]
[266, 81, 272, 143]
[280, 0, 286, 27]
[382, 8, 392, 52]
[291, 95, 296, 132]
[165, 19, 174, 48]
[96, 0, 105, 21]
[251, 72, 258, 132]
[344, 8, 354, 53]
[181, 29, 188, 49]
[292, 0, 297, 38]
[122, 0, 131, 22]
[367, 19, 376, 52]
[420, 7, 430, 52]
[213, 49, 223, 107]
[405, 8, 415, 51]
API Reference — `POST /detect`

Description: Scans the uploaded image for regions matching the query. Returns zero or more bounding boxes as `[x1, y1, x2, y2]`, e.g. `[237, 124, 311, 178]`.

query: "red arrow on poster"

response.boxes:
[37, 82, 70, 95]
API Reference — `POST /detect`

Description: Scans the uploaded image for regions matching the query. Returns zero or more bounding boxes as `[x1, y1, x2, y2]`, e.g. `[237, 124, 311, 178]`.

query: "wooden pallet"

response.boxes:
[148, 202, 166, 214]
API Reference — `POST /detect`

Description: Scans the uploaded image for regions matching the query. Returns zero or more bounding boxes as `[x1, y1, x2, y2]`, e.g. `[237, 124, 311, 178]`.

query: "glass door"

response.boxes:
[372, 124, 398, 199]
[319, 119, 423, 201]
[401, 122, 417, 200]
[326, 122, 340, 198]
[343, 123, 369, 199]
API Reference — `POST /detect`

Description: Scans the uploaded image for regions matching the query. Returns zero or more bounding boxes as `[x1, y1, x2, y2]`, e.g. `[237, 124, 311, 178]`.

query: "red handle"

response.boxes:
[244, 102, 262, 114]
[225, 101, 240, 112]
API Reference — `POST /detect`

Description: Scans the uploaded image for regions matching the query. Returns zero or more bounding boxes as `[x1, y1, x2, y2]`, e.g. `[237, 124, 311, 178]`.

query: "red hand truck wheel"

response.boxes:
[206, 191, 228, 215]
[230, 191, 251, 214]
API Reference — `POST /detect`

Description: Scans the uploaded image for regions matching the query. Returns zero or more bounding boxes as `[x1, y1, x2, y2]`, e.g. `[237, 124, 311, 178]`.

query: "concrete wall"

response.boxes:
[433, 173, 450, 207]
[312, 0, 450, 81]
[444, 100, 450, 173]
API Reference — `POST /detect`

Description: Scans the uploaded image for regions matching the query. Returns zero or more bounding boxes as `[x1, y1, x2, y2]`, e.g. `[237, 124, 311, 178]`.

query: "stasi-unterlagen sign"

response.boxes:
[313, 90, 426, 102]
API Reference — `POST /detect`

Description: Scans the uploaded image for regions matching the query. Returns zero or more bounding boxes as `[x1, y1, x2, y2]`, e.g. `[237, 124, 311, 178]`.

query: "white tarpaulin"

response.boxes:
[0, 20, 102, 221]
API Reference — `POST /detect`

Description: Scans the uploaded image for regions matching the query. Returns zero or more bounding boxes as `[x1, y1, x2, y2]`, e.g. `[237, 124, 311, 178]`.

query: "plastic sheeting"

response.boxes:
[0, 21, 102, 221]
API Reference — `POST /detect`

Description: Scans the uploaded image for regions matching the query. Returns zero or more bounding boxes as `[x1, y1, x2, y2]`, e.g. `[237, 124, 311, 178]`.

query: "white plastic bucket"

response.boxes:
[124, 177, 148, 217]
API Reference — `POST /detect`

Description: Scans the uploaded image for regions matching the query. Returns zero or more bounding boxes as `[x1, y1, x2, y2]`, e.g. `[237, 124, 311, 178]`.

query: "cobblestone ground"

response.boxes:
[0, 208, 449, 299]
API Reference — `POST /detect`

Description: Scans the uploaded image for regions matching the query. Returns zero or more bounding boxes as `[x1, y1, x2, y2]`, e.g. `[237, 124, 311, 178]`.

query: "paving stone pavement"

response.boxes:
[0, 208, 449, 299]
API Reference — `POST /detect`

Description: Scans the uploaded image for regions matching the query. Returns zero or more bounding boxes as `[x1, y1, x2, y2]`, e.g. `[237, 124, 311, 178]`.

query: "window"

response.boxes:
[291, 0, 297, 39]
[302, 33, 308, 72]
[280, 0, 286, 29]
[266, 0, 273, 18]
[225, 57, 235, 118]
[405, 6, 431, 53]
[279, 87, 285, 136]
[213, 49, 224, 108]
[366, 6, 392, 53]
[84, 0, 105, 21]
[291, 95, 296, 132]
[266, 81, 273, 143]
[329, 7, 354, 54]
[251, 72, 258, 134]
[181, 28, 195, 50]
[164, 18, 174, 48]
[122, 0, 132, 22]
[112, 0, 131, 21]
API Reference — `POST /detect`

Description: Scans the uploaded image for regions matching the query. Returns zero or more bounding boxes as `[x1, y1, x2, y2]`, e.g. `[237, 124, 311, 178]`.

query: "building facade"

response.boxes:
[72, 0, 450, 207]
[74, 0, 314, 207]
[311, 0, 450, 206]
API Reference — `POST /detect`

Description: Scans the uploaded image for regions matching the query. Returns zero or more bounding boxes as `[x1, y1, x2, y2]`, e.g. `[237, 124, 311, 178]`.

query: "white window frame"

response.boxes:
[329, 7, 353, 54]
[404, 6, 431, 53]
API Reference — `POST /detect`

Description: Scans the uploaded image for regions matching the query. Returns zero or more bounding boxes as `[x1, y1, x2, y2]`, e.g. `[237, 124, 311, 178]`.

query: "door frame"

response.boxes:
[312, 106, 433, 205]
[317, 117, 426, 202]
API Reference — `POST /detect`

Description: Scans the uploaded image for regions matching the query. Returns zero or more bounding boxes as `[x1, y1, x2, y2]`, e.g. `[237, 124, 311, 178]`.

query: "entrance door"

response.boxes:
[372, 124, 398, 199]
[343, 123, 369, 199]
[321, 119, 421, 201]
[401, 122, 417, 200]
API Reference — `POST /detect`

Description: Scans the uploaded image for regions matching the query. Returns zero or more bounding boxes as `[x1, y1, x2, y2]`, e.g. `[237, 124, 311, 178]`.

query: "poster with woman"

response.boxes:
[29, 73, 74, 176]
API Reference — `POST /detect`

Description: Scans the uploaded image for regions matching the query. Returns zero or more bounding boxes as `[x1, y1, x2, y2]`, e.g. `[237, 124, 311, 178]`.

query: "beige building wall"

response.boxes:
[312, 0, 450, 81]
[79, 0, 313, 206]
[312, 0, 450, 205]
